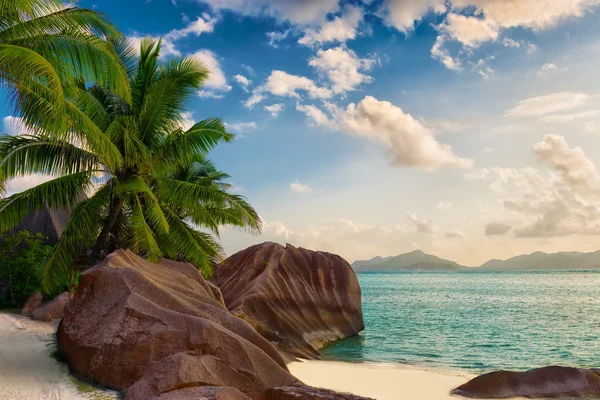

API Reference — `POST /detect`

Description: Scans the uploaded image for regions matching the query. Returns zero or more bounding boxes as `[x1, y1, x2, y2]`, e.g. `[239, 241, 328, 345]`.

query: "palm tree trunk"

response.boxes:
[87, 197, 124, 268]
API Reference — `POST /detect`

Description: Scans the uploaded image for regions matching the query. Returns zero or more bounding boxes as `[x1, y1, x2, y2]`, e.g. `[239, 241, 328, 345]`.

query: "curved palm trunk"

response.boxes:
[87, 197, 124, 268]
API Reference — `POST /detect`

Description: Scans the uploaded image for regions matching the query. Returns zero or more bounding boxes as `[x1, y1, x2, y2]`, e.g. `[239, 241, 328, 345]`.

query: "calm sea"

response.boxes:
[323, 271, 600, 373]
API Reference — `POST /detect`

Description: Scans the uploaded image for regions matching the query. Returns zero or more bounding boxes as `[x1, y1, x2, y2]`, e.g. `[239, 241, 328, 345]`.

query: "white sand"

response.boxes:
[0, 312, 118, 400]
[288, 359, 475, 400]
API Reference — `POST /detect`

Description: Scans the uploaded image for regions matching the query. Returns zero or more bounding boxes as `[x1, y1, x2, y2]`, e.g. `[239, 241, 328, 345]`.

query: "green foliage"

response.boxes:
[0, 39, 260, 293]
[0, 230, 54, 307]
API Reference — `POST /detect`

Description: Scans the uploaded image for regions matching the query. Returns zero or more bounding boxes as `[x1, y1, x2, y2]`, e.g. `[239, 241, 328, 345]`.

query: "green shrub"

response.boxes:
[0, 230, 54, 307]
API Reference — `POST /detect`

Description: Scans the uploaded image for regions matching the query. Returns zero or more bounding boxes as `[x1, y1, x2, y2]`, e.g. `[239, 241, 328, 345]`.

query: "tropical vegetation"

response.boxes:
[0, 11, 260, 294]
[0, 230, 53, 307]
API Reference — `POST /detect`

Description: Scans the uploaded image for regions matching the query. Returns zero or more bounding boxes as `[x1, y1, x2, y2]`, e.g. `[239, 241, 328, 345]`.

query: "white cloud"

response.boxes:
[198, 90, 225, 99]
[197, 0, 341, 26]
[305, 96, 473, 171]
[534, 134, 598, 186]
[378, 0, 447, 32]
[5, 175, 55, 196]
[179, 111, 196, 131]
[264, 103, 284, 117]
[538, 63, 567, 77]
[246, 71, 333, 107]
[225, 121, 257, 132]
[485, 222, 512, 236]
[298, 5, 363, 47]
[2, 116, 27, 136]
[244, 92, 266, 109]
[541, 110, 600, 124]
[502, 37, 520, 47]
[431, 35, 461, 71]
[439, 13, 499, 47]
[128, 13, 217, 58]
[296, 103, 338, 130]
[505, 92, 593, 118]
[308, 46, 375, 94]
[469, 135, 600, 238]
[451, 0, 600, 30]
[234, 74, 252, 92]
[445, 230, 466, 238]
[290, 179, 313, 194]
[266, 29, 290, 48]
[191, 50, 232, 93]
[436, 201, 454, 210]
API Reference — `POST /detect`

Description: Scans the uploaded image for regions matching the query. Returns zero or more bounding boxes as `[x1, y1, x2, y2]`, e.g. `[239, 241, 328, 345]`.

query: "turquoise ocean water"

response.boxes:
[323, 271, 600, 374]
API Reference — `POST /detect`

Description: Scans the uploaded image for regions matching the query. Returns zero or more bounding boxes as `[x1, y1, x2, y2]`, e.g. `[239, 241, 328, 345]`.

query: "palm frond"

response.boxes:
[40, 184, 112, 293]
[0, 134, 101, 179]
[0, 170, 93, 232]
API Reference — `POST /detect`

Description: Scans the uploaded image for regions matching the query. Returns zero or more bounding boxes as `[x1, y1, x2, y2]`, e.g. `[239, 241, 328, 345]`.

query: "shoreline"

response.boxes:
[288, 359, 475, 400]
[0, 312, 118, 400]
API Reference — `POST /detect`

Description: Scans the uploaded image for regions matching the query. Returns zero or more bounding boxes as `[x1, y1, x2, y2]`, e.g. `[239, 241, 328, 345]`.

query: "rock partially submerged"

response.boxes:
[58, 250, 299, 400]
[451, 366, 600, 398]
[21, 291, 43, 317]
[212, 242, 364, 358]
[32, 291, 69, 322]
[266, 385, 375, 400]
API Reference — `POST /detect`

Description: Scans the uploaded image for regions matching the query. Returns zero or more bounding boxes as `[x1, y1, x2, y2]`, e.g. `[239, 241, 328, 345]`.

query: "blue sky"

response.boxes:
[3, 0, 600, 265]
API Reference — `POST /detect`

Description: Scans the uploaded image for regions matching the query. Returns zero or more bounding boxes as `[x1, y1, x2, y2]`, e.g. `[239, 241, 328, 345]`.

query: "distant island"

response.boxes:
[352, 249, 600, 272]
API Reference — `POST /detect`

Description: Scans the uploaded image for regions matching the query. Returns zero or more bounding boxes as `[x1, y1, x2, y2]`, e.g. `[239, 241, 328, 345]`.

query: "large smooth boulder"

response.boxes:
[212, 242, 364, 358]
[21, 291, 44, 316]
[32, 291, 69, 322]
[58, 250, 299, 400]
[451, 366, 600, 398]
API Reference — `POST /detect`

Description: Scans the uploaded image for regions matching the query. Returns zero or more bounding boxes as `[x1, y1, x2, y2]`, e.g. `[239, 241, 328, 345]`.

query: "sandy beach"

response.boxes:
[289, 359, 475, 400]
[0, 312, 118, 400]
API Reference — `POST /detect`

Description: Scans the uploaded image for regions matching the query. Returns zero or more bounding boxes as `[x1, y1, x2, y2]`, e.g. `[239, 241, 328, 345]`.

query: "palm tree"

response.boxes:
[0, 38, 260, 293]
[0, 0, 130, 193]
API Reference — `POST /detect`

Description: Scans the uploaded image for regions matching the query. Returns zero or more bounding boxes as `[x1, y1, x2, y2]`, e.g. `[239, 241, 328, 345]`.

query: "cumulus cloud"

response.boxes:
[290, 179, 313, 194]
[378, 0, 447, 32]
[308, 46, 376, 94]
[191, 50, 232, 98]
[245, 70, 333, 108]
[179, 111, 196, 131]
[505, 92, 593, 118]
[439, 13, 499, 47]
[298, 5, 363, 46]
[485, 222, 512, 236]
[264, 103, 284, 117]
[197, 0, 340, 26]
[469, 135, 600, 238]
[451, 0, 600, 30]
[302, 96, 473, 171]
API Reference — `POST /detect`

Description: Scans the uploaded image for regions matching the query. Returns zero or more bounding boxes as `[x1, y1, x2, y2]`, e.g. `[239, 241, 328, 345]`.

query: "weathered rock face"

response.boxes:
[32, 291, 68, 322]
[21, 291, 44, 316]
[451, 366, 600, 399]
[212, 242, 364, 358]
[58, 250, 299, 400]
[266, 386, 375, 400]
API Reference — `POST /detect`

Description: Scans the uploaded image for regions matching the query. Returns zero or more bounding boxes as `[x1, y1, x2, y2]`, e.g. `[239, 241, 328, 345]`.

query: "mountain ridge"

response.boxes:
[352, 249, 600, 271]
